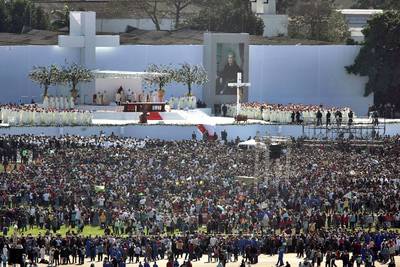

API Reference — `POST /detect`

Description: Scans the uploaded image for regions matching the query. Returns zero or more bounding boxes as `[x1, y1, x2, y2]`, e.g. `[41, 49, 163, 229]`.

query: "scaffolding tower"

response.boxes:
[302, 119, 386, 140]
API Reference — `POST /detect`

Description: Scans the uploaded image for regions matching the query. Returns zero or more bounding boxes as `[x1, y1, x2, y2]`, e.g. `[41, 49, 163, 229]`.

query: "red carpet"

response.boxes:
[147, 112, 163, 120]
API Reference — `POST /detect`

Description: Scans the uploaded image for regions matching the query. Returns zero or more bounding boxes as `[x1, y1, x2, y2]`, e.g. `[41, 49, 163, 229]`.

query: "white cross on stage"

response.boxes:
[228, 72, 251, 116]
[58, 12, 120, 69]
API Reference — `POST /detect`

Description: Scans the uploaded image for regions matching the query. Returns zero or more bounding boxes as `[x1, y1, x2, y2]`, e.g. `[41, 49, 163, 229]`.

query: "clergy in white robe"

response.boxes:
[43, 96, 49, 109]
[49, 97, 55, 109]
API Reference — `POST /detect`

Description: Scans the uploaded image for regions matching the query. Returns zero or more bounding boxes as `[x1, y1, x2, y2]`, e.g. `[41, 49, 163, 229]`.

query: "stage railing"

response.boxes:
[301, 117, 386, 140]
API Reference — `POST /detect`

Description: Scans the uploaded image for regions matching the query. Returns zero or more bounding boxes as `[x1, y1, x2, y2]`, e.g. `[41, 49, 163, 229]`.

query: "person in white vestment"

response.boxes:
[115, 91, 121, 105]
[40, 111, 46, 125]
[102, 91, 107, 105]
[152, 91, 158, 102]
[190, 96, 196, 109]
[1, 108, 7, 123]
[56, 111, 62, 126]
[120, 89, 125, 103]
[59, 97, 65, 110]
[69, 97, 75, 109]
[55, 97, 60, 110]
[65, 97, 70, 110]
[94, 93, 100, 105]
[43, 97, 49, 109]
[49, 97, 55, 109]
[170, 97, 176, 109]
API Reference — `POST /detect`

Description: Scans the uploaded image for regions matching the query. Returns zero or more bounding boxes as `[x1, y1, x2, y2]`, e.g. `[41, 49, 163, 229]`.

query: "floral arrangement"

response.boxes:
[144, 64, 174, 91]
[28, 65, 62, 97]
[174, 63, 208, 96]
[60, 63, 94, 99]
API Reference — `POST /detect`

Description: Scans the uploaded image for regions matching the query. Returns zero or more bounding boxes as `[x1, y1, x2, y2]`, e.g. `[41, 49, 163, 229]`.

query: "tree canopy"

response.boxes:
[352, 0, 400, 9]
[0, 0, 49, 33]
[346, 11, 400, 105]
[187, 0, 264, 35]
[289, 0, 349, 42]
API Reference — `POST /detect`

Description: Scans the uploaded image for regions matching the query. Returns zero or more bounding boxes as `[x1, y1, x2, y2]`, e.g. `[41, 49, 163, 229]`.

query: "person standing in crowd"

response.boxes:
[326, 110, 331, 126]
[222, 104, 228, 117]
[348, 109, 354, 126]
[221, 130, 228, 143]
[316, 110, 322, 126]
[335, 110, 342, 126]
[276, 244, 285, 267]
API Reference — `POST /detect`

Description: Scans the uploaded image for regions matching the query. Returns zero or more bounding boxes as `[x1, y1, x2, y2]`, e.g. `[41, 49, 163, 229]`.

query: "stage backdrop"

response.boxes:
[0, 45, 372, 114]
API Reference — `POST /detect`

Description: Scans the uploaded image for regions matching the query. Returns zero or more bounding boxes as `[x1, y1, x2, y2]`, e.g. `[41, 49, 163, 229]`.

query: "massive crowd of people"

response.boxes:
[0, 134, 399, 266]
[222, 103, 355, 125]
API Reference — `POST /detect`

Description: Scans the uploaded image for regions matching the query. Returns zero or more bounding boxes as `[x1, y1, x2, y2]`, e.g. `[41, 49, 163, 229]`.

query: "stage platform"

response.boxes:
[91, 108, 257, 126]
[0, 120, 398, 141]
[1, 105, 400, 140]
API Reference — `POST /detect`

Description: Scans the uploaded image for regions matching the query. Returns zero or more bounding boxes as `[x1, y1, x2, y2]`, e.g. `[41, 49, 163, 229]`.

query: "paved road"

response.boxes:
[40, 254, 399, 267]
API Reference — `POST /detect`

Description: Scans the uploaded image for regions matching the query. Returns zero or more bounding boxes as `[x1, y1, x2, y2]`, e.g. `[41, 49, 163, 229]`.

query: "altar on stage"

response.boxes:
[122, 102, 166, 112]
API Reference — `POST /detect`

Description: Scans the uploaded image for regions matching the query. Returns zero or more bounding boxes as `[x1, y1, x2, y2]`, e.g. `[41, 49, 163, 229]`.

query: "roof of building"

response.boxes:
[338, 9, 383, 15]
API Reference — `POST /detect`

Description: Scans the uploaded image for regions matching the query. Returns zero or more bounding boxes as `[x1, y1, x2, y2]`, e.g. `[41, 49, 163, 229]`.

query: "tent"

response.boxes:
[238, 139, 267, 149]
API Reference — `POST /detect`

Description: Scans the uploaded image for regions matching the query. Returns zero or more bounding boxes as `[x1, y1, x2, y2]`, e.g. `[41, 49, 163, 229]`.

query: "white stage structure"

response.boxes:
[58, 12, 120, 69]
[91, 70, 170, 105]
[58, 11, 120, 104]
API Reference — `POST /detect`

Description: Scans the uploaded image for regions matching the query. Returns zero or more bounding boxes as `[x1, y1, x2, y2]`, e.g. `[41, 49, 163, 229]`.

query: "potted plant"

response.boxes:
[61, 63, 94, 101]
[175, 63, 208, 96]
[28, 64, 62, 99]
[145, 64, 174, 102]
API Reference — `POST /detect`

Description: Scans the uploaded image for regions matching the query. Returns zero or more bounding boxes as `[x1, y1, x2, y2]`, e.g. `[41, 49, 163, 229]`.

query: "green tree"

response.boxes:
[0, 0, 8, 32]
[352, 0, 400, 9]
[34, 6, 49, 30]
[166, 0, 192, 29]
[8, 0, 27, 33]
[22, 0, 31, 26]
[346, 11, 400, 105]
[276, 0, 297, 14]
[326, 11, 350, 42]
[130, 0, 166, 31]
[187, 0, 264, 35]
[51, 4, 70, 30]
[289, 0, 349, 42]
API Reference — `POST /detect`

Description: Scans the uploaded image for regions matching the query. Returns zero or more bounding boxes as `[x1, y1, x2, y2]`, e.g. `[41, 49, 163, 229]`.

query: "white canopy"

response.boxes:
[92, 70, 169, 79]
[238, 139, 267, 148]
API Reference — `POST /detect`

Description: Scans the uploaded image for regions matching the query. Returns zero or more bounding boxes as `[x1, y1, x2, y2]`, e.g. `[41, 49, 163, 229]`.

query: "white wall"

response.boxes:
[0, 46, 79, 103]
[0, 45, 371, 114]
[249, 45, 372, 115]
[0, 122, 396, 140]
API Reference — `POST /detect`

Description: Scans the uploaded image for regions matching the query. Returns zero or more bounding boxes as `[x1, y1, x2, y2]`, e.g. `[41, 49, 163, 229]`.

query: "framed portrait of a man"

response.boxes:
[203, 33, 249, 110]
[216, 43, 245, 95]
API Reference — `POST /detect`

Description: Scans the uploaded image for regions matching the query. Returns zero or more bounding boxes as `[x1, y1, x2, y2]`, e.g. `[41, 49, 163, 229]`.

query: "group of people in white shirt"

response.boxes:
[167, 96, 197, 110]
[115, 87, 165, 105]
[224, 103, 355, 124]
[42, 96, 75, 110]
[0, 104, 92, 126]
